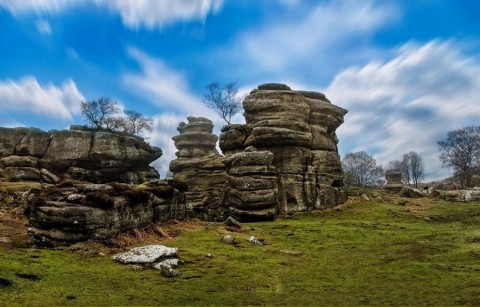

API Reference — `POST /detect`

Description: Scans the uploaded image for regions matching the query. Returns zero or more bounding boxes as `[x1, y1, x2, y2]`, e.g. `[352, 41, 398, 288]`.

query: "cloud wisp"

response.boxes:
[0, 0, 223, 29]
[223, 0, 399, 82]
[0, 76, 84, 120]
[328, 40, 480, 181]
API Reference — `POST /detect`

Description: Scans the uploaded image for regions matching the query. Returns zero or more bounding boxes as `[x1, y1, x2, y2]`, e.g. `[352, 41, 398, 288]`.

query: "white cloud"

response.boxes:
[327, 40, 480, 181]
[0, 0, 83, 13]
[0, 76, 84, 120]
[35, 19, 51, 34]
[0, 0, 223, 29]
[226, 0, 399, 79]
[100, 0, 223, 29]
[124, 47, 214, 117]
[149, 113, 187, 178]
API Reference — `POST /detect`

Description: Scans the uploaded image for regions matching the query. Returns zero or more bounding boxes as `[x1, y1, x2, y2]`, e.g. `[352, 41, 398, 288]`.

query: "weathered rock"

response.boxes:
[399, 186, 424, 198]
[5, 167, 41, 181]
[26, 182, 186, 246]
[384, 170, 404, 194]
[224, 148, 278, 221]
[220, 85, 347, 215]
[169, 117, 228, 221]
[444, 190, 480, 202]
[153, 258, 180, 277]
[224, 216, 242, 228]
[1, 156, 39, 168]
[0, 126, 162, 184]
[40, 168, 59, 184]
[222, 235, 236, 245]
[113, 245, 178, 264]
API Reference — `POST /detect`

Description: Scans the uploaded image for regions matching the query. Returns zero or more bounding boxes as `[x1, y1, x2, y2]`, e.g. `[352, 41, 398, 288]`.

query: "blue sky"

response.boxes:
[1, 0, 480, 180]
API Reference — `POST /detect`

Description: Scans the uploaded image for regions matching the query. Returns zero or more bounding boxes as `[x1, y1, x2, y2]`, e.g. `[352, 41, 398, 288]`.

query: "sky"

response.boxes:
[1, 0, 480, 181]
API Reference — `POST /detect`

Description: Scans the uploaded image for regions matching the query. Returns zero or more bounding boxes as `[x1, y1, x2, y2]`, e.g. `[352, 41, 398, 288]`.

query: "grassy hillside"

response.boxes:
[1, 191, 480, 306]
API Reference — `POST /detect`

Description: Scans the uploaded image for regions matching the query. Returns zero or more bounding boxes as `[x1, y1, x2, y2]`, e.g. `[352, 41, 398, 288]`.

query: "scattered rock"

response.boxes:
[224, 216, 242, 229]
[112, 245, 178, 264]
[153, 258, 180, 277]
[222, 235, 236, 245]
[247, 236, 263, 246]
[362, 194, 370, 201]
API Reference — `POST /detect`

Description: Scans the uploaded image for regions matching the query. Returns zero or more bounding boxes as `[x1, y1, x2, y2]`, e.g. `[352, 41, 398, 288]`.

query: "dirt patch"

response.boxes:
[0, 196, 30, 249]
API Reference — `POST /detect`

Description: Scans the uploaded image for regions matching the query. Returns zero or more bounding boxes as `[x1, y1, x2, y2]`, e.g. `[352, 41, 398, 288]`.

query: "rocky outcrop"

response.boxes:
[223, 147, 278, 221]
[384, 170, 404, 194]
[26, 181, 186, 246]
[0, 126, 162, 184]
[169, 117, 228, 221]
[220, 83, 348, 214]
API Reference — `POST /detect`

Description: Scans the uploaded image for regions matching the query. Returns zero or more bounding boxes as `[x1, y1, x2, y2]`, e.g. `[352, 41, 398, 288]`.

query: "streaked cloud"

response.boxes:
[124, 47, 212, 116]
[224, 0, 399, 81]
[35, 19, 51, 34]
[328, 40, 480, 180]
[0, 76, 84, 120]
[100, 0, 223, 29]
[0, 0, 223, 29]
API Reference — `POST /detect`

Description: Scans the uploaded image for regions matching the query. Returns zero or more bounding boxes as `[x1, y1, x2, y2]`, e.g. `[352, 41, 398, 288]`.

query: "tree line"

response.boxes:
[342, 125, 480, 188]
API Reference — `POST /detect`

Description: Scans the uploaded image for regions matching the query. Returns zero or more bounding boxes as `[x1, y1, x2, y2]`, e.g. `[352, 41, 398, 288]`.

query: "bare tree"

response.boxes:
[402, 151, 424, 187]
[342, 151, 385, 187]
[203, 82, 243, 124]
[123, 110, 154, 136]
[438, 126, 480, 187]
[81, 97, 119, 130]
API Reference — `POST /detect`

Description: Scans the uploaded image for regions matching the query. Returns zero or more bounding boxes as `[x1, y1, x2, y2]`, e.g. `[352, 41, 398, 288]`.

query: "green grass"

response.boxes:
[2, 196, 480, 306]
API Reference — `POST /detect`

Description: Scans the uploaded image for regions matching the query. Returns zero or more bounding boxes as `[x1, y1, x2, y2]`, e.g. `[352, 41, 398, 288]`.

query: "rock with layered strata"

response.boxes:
[0, 126, 162, 183]
[219, 83, 348, 214]
[26, 181, 186, 246]
[224, 147, 278, 221]
[169, 117, 228, 221]
[384, 169, 404, 194]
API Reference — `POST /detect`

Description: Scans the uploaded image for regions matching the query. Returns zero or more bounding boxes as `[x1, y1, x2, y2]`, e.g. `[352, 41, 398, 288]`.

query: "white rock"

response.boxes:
[112, 245, 178, 264]
[154, 258, 180, 277]
[153, 258, 179, 269]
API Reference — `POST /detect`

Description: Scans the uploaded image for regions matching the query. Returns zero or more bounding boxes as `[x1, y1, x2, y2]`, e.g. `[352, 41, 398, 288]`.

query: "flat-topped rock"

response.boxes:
[258, 83, 292, 91]
[0, 126, 162, 183]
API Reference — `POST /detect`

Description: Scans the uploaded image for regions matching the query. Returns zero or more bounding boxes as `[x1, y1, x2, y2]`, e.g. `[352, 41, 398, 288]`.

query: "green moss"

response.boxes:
[2, 197, 480, 305]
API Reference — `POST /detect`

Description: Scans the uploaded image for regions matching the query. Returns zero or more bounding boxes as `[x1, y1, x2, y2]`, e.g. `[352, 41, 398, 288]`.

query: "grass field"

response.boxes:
[1, 191, 480, 306]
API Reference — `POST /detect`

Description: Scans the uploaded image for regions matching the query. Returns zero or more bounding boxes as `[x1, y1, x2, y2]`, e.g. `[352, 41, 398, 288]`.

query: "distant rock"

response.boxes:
[384, 170, 404, 194]
[444, 190, 480, 202]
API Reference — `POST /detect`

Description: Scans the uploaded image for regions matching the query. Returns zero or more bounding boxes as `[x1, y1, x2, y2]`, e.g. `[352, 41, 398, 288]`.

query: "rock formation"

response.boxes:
[0, 126, 161, 184]
[383, 170, 404, 194]
[169, 117, 228, 221]
[26, 181, 186, 246]
[223, 147, 278, 221]
[220, 83, 348, 215]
